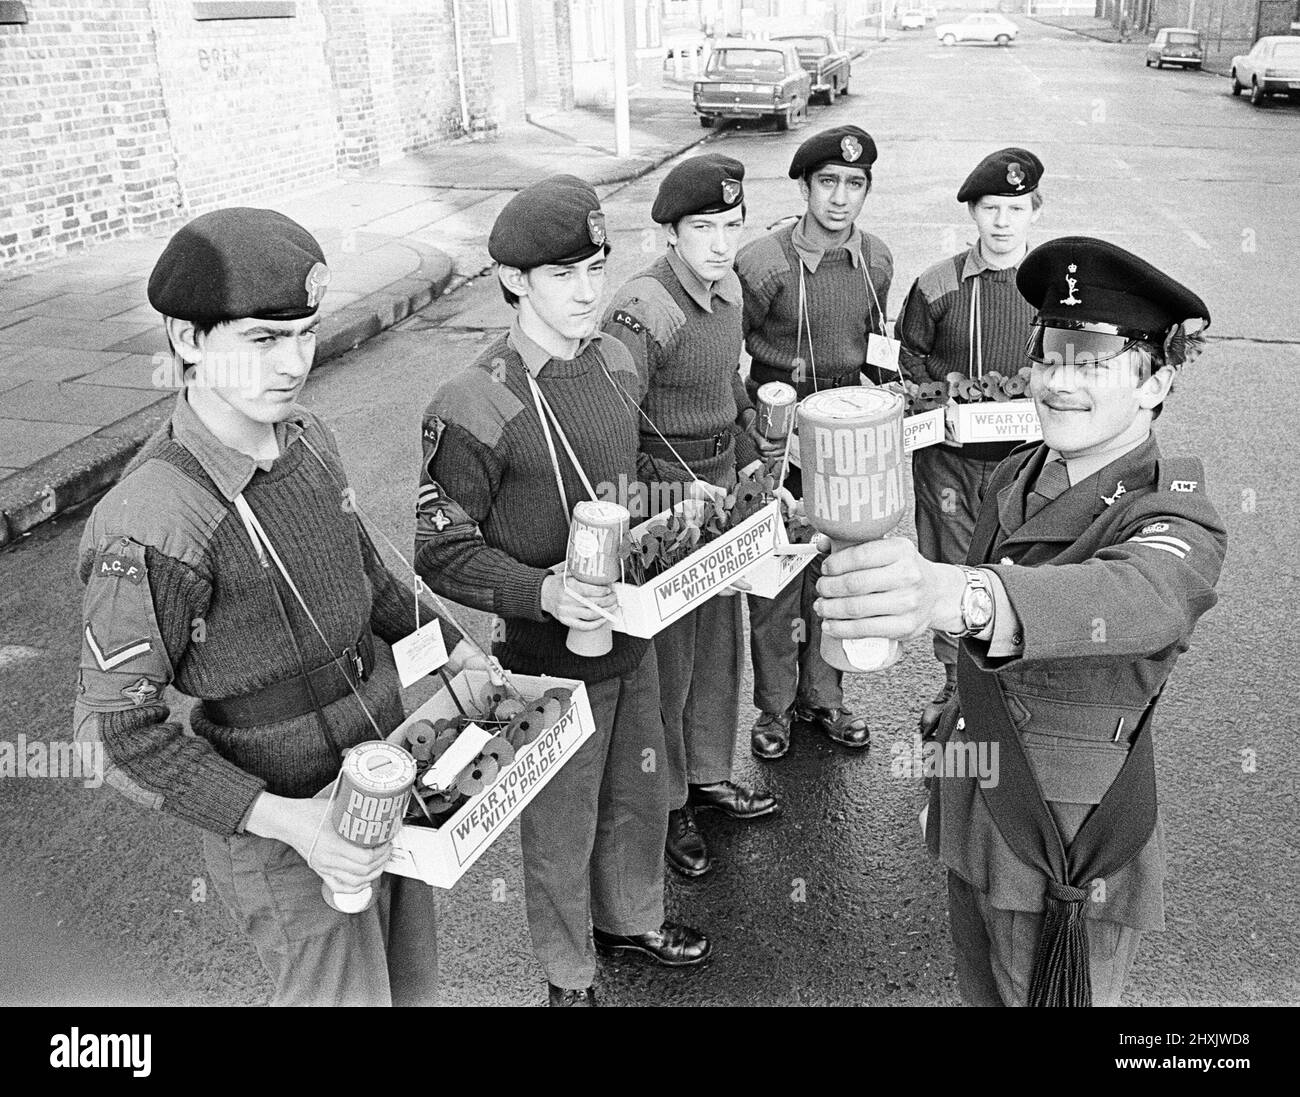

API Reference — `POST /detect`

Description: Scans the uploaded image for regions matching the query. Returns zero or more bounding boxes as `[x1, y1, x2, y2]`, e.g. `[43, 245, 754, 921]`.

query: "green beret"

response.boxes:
[651, 153, 746, 225]
[1018, 236, 1210, 337]
[957, 147, 1044, 203]
[787, 125, 876, 179]
[489, 174, 606, 269]
[147, 207, 329, 327]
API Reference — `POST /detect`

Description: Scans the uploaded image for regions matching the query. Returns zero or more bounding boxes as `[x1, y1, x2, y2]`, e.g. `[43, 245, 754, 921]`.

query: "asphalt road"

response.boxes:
[2, 21, 1297, 1007]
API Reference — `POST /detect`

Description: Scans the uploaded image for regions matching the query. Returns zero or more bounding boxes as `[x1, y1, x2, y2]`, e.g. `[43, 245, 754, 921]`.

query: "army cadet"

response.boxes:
[815, 237, 1226, 1006]
[735, 125, 892, 761]
[896, 148, 1046, 740]
[415, 175, 709, 1006]
[600, 153, 780, 880]
[73, 207, 489, 1006]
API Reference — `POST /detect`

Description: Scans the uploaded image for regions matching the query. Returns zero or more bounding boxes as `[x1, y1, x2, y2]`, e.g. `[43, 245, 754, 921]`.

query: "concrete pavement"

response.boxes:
[0, 91, 709, 549]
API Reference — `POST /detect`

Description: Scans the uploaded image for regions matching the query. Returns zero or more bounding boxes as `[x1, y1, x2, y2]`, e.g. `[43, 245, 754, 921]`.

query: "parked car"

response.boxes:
[1145, 27, 1204, 69]
[1230, 35, 1300, 106]
[694, 42, 812, 130]
[935, 13, 1018, 46]
[899, 9, 926, 31]
[772, 32, 852, 103]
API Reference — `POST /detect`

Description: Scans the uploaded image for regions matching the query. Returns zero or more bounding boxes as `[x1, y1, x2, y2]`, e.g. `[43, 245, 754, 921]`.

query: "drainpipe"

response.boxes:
[451, 0, 472, 134]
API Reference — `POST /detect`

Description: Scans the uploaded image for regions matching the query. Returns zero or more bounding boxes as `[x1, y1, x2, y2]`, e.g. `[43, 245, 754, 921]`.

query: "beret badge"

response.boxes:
[1006, 161, 1026, 190]
[586, 209, 607, 247]
[305, 262, 331, 309]
[840, 134, 862, 162]
[721, 178, 742, 205]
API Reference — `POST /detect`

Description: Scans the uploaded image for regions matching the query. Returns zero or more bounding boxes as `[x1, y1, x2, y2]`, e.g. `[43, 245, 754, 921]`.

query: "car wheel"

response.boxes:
[996, 34, 1010, 47]
[1144, 57, 1151, 67]
[840, 77, 850, 96]
[1250, 78, 1267, 106]
[1231, 70, 1242, 95]
[826, 80, 838, 105]
[941, 33, 956, 46]
[699, 115, 713, 128]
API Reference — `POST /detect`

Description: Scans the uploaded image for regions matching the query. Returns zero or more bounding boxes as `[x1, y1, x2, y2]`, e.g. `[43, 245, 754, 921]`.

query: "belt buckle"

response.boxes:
[714, 433, 726, 456]
[349, 647, 365, 683]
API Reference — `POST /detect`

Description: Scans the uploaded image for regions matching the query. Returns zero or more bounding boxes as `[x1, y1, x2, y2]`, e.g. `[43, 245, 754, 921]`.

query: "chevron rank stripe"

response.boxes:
[1128, 534, 1190, 559]
[84, 624, 152, 671]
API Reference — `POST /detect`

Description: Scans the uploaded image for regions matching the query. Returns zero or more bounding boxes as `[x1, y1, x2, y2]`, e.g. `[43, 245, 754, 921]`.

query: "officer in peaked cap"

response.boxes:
[897, 146, 1047, 742]
[601, 151, 780, 880]
[816, 236, 1225, 1006]
[420, 173, 711, 1004]
[734, 125, 893, 763]
[76, 205, 496, 1005]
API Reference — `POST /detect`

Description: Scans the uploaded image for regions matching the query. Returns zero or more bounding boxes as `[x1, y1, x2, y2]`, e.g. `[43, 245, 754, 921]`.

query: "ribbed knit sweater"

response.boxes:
[74, 402, 454, 837]
[601, 253, 759, 486]
[896, 245, 1038, 461]
[737, 222, 893, 395]
[415, 329, 651, 684]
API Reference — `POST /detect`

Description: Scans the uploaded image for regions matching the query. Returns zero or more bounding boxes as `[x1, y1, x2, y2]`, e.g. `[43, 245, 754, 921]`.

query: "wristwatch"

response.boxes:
[947, 566, 994, 639]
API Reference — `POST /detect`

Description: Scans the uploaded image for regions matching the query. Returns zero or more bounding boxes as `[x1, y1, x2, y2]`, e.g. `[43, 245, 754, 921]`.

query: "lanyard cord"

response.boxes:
[796, 261, 819, 392]
[968, 276, 984, 379]
[234, 494, 388, 744]
[593, 355, 707, 488]
[859, 242, 887, 338]
[526, 373, 597, 522]
[298, 437, 506, 671]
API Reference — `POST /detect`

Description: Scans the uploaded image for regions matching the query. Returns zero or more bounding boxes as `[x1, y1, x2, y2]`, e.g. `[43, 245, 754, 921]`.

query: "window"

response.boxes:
[490, 0, 514, 41]
[1274, 41, 1300, 60]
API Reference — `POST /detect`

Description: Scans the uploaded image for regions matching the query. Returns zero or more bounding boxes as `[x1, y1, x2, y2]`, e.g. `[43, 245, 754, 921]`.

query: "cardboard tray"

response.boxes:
[610, 498, 781, 636]
[903, 407, 945, 453]
[727, 511, 816, 598]
[384, 669, 595, 889]
[945, 399, 1042, 444]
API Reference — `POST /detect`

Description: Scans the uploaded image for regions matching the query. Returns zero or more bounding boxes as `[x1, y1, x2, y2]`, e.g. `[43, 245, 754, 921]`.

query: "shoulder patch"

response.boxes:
[606, 276, 686, 339]
[916, 254, 963, 302]
[610, 309, 646, 335]
[1140, 521, 1170, 535]
[735, 231, 794, 287]
[82, 458, 227, 576]
[428, 363, 526, 452]
[1158, 455, 1206, 495]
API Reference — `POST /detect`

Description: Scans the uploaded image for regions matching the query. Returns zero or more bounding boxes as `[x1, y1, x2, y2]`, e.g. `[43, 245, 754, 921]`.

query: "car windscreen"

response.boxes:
[774, 37, 826, 52]
[1167, 33, 1200, 45]
[708, 49, 784, 73]
[1273, 41, 1300, 60]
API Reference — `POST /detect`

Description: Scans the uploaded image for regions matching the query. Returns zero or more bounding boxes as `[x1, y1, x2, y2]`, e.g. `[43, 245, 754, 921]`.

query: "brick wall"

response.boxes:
[0, 1, 178, 267]
[1, 0, 554, 270]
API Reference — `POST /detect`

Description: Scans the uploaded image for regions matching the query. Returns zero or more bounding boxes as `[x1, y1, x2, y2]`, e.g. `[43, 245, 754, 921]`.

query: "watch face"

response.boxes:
[964, 585, 994, 632]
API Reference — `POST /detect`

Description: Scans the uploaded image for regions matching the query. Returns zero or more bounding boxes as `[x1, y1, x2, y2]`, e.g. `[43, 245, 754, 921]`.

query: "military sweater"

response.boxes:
[897, 244, 1037, 461]
[737, 219, 893, 395]
[416, 324, 651, 684]
[600, 250, 759, 486]
[74, 394, 456, 837]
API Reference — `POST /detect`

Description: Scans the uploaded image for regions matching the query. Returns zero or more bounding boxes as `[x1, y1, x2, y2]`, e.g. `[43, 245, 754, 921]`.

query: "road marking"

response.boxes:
[0, 645, 42, 670]
[1184, 229, 1211, 250]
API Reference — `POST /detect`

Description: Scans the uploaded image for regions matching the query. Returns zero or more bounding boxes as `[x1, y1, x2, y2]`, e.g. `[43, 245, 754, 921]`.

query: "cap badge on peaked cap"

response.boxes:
[1060, 263, 1082, 307]
[586, 210, 607, 247]
[840, 134, 862, 162]
[722, 178, 742, 204]
[305, 262, 331, 309]
[1006, 162, 1026, 190]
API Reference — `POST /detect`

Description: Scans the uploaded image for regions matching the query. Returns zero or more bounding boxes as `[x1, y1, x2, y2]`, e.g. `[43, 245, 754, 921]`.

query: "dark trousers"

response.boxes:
[655, 592, 744, 804]
[203, 830, 439, 1006]
[946, 871, 1143, 1007]
[745, 459, 841, 716]
[519, 645, 669, 990]
[912, 444, 1007, 665]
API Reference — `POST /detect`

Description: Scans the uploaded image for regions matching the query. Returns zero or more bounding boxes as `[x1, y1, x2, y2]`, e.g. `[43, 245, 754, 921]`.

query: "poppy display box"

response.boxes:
[903, 407, 945, 453]
[610, 499, 782, 636]
[728, 514, 817, 598]
[945, 399, 1042, 445]
[384, 669, 594, 889]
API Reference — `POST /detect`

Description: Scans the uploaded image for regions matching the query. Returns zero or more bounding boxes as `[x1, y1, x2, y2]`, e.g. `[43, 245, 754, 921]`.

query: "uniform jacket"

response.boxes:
[933, 433, 1227, 929]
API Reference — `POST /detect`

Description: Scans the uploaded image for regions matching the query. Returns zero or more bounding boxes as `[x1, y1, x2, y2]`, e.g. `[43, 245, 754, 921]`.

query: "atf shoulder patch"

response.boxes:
[92, 539, 146, 585]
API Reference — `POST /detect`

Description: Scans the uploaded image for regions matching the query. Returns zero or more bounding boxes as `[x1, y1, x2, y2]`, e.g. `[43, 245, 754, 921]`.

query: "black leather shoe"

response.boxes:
[665, 806, 712, 877]
[794, 702, 870, 749]
[688, 779, 780, 820]
[593, 921, 711, 967]
[751, 709, 792, 760]
[918, 667, 958, 742]
[548, 983, 596, 1007]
